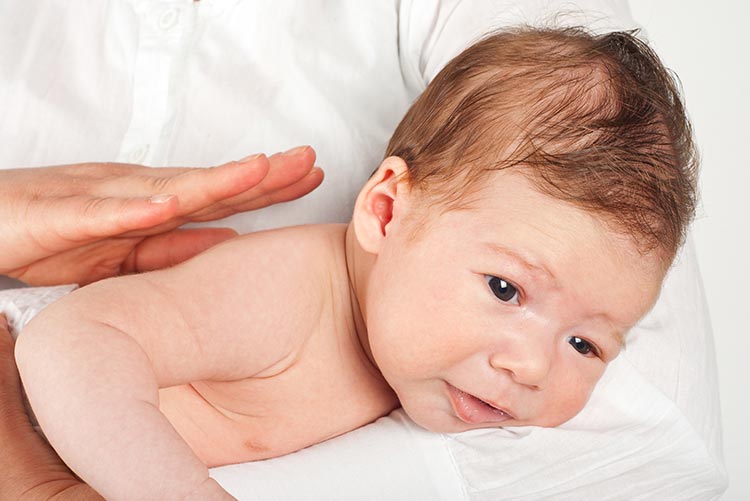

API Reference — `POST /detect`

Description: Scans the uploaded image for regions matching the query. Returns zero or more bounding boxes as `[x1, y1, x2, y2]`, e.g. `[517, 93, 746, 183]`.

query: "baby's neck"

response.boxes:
[343, 223, 378, 369]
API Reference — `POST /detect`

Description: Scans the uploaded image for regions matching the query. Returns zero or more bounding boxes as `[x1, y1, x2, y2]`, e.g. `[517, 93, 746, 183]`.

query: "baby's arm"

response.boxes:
[14, 227, 327, 500]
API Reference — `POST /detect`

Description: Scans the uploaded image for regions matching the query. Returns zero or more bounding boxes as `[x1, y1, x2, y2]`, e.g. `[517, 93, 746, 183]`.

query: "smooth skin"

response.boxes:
[0, 146, 320, 499]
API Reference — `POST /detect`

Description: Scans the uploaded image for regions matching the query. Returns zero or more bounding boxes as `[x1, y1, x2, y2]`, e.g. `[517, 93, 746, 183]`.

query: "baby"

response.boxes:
[14, 27, 697, 500]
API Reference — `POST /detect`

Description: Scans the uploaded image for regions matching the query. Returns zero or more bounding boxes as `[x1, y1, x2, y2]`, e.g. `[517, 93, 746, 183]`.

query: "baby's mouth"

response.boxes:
[447, 384, 514, 424]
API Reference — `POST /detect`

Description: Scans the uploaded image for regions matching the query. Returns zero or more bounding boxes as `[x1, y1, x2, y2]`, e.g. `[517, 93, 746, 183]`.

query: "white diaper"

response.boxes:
[0, 284, 78, 339]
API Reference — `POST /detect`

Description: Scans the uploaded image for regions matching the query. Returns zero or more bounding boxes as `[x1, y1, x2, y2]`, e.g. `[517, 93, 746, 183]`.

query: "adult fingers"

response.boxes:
[0, 314, 16, 379]
[89, 148, 315, 234]
[0, 192, 182, 275]
[175, 147, 318, 220]
[1, 149, 314, 275]
[242, 165, 324, 211]
[0, 314, 31, 439]
[9, 227, 238, 286]
[139, 153, 273, 214]
[113, 147, 319, 234]
[188, 166, 324, 222]
[97, 149, 299, 218]
[120, 228, 239, 273]
[32, 193, 182, 248]
[7, 238, 143, 287]
[0, 314, 19, 389]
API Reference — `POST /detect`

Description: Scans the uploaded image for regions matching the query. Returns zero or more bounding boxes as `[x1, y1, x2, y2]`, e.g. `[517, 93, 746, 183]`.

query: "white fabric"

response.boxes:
[0, 0, 726, 499]
[0, 285, 78, 339]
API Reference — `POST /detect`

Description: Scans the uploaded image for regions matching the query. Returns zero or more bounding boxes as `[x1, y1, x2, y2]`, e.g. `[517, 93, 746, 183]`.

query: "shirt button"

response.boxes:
[128, 145, 150, 164]
[158, 8, 180, 31]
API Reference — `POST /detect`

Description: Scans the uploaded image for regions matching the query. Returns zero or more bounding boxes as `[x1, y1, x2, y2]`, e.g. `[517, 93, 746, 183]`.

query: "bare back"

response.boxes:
[157, 225, 399, 465]
[124, 224, 398, 465]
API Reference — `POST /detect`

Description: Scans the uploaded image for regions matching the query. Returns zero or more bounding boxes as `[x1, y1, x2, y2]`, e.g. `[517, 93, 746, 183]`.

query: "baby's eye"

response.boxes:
[568, 336, 598, 357]
[485, 275, 519, 305]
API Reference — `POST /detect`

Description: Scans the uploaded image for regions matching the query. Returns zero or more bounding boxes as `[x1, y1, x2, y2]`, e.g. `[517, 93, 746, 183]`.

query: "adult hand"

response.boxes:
[0, 147, 323, 285]
[0, 313, 102, 500]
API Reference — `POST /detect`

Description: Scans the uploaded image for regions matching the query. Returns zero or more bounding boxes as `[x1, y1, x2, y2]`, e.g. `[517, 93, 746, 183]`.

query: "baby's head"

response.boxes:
[348, 27, 697, 432]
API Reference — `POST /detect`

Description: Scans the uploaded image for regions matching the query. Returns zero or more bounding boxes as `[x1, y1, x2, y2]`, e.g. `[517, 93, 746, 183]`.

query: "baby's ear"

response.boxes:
[352, 156, 411, 254]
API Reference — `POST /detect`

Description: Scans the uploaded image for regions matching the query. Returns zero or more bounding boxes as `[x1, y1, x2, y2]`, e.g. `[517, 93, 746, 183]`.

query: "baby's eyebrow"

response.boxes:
[482, 242, 557, 284]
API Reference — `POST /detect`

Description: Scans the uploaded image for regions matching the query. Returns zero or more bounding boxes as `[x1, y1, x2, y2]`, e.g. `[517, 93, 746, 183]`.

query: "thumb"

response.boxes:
[122, 228, 239, 273]
[0, 313, 13, 359]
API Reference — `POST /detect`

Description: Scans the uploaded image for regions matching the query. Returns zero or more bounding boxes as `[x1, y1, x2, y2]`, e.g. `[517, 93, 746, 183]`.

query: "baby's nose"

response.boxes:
[490, 341, 552, 389]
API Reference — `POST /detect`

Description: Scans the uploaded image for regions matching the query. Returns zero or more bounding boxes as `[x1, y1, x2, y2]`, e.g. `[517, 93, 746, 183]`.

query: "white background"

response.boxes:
[629, 2, 749, 499]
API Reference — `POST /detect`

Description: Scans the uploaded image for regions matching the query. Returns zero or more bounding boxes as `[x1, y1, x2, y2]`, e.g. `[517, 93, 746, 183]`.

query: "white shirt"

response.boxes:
[0, 0, 726, 498]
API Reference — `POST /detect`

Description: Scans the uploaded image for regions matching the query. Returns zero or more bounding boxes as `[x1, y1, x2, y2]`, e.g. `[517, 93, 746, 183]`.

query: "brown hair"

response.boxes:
[385, 26, 697, 260]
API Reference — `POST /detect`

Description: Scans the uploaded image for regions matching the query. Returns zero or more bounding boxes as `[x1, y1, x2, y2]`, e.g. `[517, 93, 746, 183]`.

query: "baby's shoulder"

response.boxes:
[158, 224, 353, 374]
[266, 223, 347, 251]
[200, 223, 344, 263]
[227, 223, 347, 269]
[177, 224, 351, 327]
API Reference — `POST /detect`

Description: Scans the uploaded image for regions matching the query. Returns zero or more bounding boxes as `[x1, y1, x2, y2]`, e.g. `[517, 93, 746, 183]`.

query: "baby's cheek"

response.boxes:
[543, 371, 600, 426]
[540, 394, 590, 427]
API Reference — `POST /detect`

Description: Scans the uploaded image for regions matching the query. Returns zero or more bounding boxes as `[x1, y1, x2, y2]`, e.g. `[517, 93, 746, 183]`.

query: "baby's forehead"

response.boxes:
[430, 169, 659, 270]
[424, 166, 668, 266]
[432, 168, 583, 221]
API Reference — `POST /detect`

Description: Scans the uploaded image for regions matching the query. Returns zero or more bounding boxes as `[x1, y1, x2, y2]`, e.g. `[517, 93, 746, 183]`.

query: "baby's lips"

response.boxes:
[448, 384, 514, 424]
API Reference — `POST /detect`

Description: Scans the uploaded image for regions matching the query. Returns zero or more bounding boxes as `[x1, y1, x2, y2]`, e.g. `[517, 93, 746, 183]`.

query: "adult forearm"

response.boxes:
[14, 303, 229, 500]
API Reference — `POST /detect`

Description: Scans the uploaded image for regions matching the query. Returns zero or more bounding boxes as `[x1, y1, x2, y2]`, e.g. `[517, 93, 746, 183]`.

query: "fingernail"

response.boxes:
[239, 153, 264, 162]
[282, 145, 309, 156]
[148, 194, 175, 204]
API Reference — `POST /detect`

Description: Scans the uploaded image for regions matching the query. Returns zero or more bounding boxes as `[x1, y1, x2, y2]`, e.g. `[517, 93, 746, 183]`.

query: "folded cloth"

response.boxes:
[0, 285, 79, 339]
